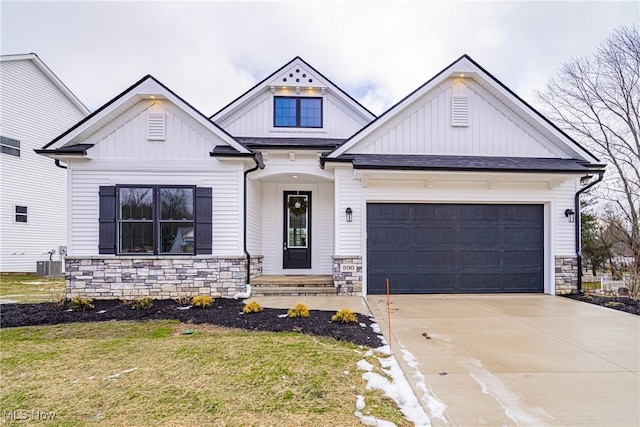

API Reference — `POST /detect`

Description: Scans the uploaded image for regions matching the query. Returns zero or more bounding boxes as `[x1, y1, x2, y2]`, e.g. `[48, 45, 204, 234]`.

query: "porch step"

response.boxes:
[251, 275, 335, 296]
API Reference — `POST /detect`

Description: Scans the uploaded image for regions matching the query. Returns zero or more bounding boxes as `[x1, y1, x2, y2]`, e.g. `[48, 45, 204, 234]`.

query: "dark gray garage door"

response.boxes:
[367, 203, 544, 294]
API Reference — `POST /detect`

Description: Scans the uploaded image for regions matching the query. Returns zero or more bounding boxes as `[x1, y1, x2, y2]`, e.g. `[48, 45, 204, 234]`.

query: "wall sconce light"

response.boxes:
[564, 208, 575, 223]
[345, 207, 353, 223]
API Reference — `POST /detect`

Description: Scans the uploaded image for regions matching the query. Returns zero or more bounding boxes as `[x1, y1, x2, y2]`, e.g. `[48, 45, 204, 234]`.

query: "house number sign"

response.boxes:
[340, 264, 357, 272]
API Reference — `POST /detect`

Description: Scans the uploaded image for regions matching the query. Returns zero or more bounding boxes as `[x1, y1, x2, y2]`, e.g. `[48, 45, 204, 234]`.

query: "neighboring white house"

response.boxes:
[0, 53, 90, 273]
[38, 55, 604, 298]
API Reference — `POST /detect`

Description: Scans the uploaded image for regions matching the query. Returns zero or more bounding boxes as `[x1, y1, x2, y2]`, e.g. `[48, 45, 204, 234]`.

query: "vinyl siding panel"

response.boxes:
[246, 177, 262, 255]
[68, 164, 243, 256]
[0, 59, 87, 272]
[216, 90, 369, 139]
[355, 78, 561, 158]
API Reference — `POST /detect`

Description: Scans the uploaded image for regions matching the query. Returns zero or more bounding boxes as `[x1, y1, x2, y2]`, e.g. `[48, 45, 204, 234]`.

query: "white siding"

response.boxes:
[0, 59, 87, 272]
[246, 176, 262, 255]
[68, 163, 244, 257]
[352, 78, 561, 158]
[89, 101, 219, 159]
[216, 89, 369, 139]
[334, 167, 579, 294]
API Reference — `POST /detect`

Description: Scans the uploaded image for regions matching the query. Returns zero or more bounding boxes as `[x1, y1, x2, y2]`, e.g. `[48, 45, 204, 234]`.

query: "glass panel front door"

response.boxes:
[283, 191, 311, 269]
[288, 195, 308, 248]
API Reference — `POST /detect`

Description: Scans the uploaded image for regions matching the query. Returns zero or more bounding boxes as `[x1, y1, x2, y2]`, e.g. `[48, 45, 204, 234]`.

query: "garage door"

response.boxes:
[367, 203, 544, 294]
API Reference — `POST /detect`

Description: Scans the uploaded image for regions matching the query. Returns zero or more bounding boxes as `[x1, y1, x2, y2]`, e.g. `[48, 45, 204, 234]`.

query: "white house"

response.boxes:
[38, 55, 604, 299]
[0, 53, 89, 273]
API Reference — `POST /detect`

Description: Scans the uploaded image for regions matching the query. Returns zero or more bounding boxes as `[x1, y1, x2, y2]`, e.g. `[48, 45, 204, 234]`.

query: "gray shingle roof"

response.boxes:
[236, 137, 345, 150]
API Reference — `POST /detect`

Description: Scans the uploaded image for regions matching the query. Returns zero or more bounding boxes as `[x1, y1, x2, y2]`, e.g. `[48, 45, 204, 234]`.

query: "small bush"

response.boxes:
[173, 296, 192, 305]
[50, 291, 66, 309]
[243, 301, 263, 314]
[331, 308, 358, 323]
[132, 297, 153, 310]
[192, 295, 214, 308]
[287, 303, 310, 318]
[69, 296, 94, 311]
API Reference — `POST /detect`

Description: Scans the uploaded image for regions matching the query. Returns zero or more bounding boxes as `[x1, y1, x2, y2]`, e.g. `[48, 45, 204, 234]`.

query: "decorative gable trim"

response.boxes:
[327, 54, 600, 164]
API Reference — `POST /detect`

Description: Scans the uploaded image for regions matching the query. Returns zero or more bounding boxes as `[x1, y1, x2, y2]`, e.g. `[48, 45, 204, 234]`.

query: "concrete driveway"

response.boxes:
[366, 294, 640, 427]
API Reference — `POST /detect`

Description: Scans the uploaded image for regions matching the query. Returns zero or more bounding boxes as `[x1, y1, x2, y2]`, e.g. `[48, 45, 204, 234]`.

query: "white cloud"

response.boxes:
[1, 1, 636, 115]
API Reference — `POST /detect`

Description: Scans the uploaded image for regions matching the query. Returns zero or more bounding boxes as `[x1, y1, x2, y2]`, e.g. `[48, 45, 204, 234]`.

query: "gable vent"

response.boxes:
[451, 96, 469, 127]
[147, 113, 166, 140]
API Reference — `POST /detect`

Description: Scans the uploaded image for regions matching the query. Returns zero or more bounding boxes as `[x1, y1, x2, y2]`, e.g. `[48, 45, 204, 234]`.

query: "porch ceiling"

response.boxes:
[253, 172, 334, 184]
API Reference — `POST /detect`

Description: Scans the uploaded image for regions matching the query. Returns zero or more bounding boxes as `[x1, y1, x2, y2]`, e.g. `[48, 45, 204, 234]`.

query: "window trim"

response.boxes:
[14, 205, 28, 223]
[273, 96, 323, 128]
[1, 136, 21, 157]
[116, 185, 196, 255]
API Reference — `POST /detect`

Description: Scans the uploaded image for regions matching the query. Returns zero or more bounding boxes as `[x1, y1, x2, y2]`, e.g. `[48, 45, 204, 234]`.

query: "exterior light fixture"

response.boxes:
[345, 207, 353, 223]
[565, 208, 575, 223]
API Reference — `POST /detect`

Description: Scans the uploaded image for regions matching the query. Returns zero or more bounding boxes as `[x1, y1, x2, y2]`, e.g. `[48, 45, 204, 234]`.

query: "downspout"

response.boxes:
[243, 153, 264, 287]
[574, 171, 604, 294]
[54, 159, 67, 169]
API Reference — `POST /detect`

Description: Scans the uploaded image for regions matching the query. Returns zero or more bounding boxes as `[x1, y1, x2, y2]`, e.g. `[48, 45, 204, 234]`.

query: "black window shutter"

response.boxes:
[98, 186, 117, 254]
[195, 187, 212, 254]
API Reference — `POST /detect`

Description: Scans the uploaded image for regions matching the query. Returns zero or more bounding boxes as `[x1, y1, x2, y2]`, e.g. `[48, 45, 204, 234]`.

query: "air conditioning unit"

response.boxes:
[36, 261, 62, 278]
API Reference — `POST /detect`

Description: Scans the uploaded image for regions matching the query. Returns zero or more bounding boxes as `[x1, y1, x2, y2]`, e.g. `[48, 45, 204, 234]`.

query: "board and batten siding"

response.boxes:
[333, 167, 578, 267]
[216, 89, 369, 139]
[246, 177, 262, 255]
[260, 181, 334, 275]
[68, 166, 244, 256]
[0, 59, 87, 272]
[353, 78, 562, 158]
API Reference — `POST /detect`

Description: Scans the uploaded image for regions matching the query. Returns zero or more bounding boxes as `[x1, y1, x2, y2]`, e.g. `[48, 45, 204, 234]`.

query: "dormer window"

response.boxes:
[274, 96, 322, 128]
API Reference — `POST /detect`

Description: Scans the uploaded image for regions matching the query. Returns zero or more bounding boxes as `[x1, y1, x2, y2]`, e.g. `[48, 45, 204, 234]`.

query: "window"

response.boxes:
[15, 206, 27, 223]
[1, 136, 20, 157]
[118, 186, 194, 254]
[274, 97, 322, 128]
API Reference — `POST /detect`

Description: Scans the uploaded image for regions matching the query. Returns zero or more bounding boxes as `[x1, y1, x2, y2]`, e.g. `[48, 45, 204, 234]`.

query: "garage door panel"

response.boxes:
[367, 203, 544, 294]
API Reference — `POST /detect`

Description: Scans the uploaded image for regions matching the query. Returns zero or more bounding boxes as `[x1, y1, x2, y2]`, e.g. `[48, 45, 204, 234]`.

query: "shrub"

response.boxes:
[132, 297, 153, 310]
[331, 308, 358, 323]
[192, 295, 214, 308]
[287, 303, 310, 318]
[69, 296, 94, 311]
[173, 296, 192, 305]
[50, 291, 66, 309]
[243, 301, 263, 314]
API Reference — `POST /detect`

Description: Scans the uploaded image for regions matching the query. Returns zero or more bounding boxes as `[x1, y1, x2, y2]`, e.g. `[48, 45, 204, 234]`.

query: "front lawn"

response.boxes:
[0, 273, 65, 304]
[0, 321, 409, 426]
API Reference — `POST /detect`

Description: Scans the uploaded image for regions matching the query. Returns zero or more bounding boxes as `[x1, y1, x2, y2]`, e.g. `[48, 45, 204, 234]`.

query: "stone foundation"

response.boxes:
[65, 256, 263, 299]
[332, 256, 362, 295]
[555, 256, 578, 294]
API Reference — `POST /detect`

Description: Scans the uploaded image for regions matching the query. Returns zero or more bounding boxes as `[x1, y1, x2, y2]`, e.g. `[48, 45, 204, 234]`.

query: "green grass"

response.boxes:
[0, 273, 65, 303]
[1, 321, 411, 426]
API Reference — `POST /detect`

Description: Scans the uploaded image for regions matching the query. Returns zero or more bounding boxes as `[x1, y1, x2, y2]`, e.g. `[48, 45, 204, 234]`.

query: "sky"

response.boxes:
[1, 1, 637, 116]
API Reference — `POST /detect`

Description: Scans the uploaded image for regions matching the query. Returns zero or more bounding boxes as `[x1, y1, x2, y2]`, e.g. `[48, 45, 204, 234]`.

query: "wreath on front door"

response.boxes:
[288, 196, 308, 216]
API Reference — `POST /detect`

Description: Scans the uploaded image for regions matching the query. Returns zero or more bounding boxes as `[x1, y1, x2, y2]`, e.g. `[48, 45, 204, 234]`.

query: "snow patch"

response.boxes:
[97, 310, 106, 314]
[357, 359, 374, 372]
[356, 394, 366, 410]
[370, 322, 382, 334]
[176, 306, 191, 310]
[104, 367, 138, 380]
[462, 358, 553, 426]
[400, 348, 449, 424]
[278, 313, 288, 318]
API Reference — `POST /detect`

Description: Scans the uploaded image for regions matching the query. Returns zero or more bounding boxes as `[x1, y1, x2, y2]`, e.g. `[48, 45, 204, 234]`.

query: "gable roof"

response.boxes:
[210, 56, 376, 124]
[326, 54, 600, 164]
[39, 74, 250, 155]
[0, 53, 90, 115]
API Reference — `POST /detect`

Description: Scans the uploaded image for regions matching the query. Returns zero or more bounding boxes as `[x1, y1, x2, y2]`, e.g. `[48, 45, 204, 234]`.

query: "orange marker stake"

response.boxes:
[386, 278, 392, 356]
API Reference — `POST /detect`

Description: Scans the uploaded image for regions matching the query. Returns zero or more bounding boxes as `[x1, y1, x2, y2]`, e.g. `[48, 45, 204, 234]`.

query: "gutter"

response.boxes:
[54, 159, 67, 169]
[574, 170, 605, 294]
[243, 153, 264, 288]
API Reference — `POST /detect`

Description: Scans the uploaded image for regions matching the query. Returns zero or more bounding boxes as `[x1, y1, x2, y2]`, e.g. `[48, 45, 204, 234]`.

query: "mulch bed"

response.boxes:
[561, 294, 640, 315]
[0, 298, 384, 348]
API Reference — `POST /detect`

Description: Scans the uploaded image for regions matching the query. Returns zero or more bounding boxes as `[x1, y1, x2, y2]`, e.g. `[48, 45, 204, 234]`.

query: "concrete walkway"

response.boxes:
[367, 294, 640, 427]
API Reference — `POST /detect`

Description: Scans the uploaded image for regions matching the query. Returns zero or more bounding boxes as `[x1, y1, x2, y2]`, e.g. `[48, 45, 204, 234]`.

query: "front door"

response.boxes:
[283, 191, 311, 269]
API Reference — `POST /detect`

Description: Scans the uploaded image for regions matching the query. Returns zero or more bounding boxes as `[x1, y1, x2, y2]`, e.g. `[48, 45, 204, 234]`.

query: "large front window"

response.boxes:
[274, 97, 322, 128]
[118, 186, 194, 254]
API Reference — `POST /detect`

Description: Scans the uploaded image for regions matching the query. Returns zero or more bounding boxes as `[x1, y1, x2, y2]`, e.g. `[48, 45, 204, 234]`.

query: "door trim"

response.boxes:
[283, 191, 312, 269]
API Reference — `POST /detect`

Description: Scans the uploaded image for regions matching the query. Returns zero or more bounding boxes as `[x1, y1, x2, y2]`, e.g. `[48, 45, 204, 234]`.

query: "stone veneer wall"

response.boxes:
[555, 256, 578, 294]
[66, 256, 263, 299]
[332, 256, 362, 295]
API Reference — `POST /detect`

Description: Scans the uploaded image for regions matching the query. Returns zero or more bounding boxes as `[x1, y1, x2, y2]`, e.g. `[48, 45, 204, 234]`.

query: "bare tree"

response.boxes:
[537, 24, 640, 297]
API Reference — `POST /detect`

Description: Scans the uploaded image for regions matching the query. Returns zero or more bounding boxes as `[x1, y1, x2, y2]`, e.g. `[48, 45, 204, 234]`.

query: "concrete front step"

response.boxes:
[251, 275, 333, 287]
[252, 286, 337, 297]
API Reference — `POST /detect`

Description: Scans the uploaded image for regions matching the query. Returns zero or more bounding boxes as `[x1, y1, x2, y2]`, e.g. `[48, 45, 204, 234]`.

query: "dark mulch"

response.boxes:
[0, 299, 383, 348]
[561, 294, 640, 315]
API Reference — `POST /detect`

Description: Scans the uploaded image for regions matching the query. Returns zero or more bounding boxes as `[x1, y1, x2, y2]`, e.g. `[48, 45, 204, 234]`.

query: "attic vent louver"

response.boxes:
[451, 96, 469, 127]
[147, 113, 166, 140]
